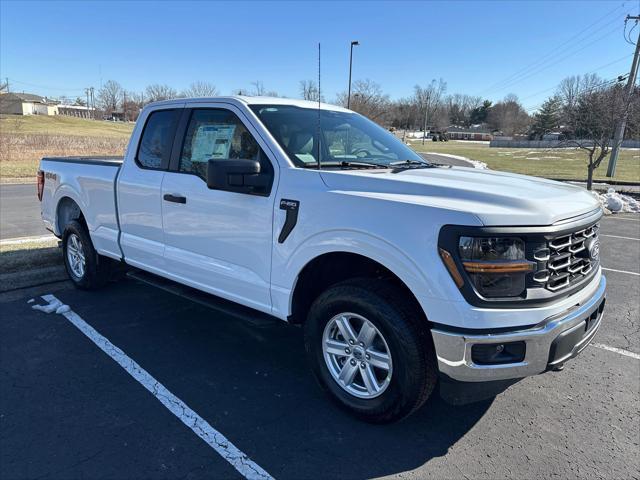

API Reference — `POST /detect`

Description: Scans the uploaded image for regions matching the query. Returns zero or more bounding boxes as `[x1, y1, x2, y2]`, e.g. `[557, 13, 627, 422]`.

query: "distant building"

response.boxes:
[0, 92, 58, 115]
[57, 104, 95, 119]
[446, 125, 496, 141]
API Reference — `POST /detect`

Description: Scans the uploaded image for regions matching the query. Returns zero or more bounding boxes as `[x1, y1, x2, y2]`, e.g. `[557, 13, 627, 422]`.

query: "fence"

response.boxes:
[489, 139, 640, 149]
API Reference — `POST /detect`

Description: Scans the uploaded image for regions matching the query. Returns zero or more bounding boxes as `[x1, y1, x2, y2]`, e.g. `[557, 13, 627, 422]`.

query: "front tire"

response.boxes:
[304, 278, 437, 423]
[62, 220, 110, 290]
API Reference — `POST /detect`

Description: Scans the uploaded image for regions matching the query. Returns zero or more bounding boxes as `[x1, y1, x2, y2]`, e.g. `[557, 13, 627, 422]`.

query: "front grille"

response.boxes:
[533, 223, 599, 292]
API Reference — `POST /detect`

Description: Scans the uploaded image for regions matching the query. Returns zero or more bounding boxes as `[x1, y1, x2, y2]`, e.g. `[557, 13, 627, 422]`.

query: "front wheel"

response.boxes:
[304, 278, 438, 423]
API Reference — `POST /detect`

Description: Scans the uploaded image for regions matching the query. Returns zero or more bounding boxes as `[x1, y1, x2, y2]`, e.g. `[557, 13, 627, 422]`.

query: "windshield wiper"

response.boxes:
[389, 160, 450, 171]
[339, 160, 389, 169]
[390, 160, 430, 167]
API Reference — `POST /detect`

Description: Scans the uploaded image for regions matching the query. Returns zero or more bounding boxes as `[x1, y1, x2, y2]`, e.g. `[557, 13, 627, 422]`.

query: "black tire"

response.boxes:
[62, 220, 111, 290]
[304, 278, 437, 423]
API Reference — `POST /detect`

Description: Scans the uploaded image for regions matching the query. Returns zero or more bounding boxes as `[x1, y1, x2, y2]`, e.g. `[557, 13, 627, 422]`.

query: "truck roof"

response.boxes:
[146, 95, 351, 113]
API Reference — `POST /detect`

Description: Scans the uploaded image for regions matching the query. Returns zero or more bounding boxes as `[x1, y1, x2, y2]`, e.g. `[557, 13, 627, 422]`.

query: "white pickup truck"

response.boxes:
[39, 96, 606, 422]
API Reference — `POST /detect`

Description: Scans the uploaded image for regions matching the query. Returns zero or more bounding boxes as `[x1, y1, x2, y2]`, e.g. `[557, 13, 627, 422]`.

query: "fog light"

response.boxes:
[471, 341, 526, 365]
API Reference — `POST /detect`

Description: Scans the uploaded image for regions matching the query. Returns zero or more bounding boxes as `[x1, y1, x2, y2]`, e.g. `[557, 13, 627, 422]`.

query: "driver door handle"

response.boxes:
[163, 194, 187, 204]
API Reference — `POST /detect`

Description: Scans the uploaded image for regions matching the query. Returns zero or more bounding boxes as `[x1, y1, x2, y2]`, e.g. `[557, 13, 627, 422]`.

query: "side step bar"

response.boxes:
[126, 269, 280, 327]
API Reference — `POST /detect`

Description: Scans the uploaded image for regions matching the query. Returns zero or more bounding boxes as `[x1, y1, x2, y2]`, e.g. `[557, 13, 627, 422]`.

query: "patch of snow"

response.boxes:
[56, 304, 71, 314]
[425, 152, 488, 169]
[31, 297, 64, 313]
[27, 298, 34, 304]
[591, 188, 640, 214]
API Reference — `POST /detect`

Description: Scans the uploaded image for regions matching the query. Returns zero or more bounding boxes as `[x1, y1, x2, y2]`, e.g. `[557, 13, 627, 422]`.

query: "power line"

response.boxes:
[624, 15, 639, 45]
[483, 21, 626, 97]
[607, 14, 640, 177]
[520, 54, 633, 102]
[525, 75, 627, 113]
[475, 2, 630, 96]
[6, 77, 87, 93]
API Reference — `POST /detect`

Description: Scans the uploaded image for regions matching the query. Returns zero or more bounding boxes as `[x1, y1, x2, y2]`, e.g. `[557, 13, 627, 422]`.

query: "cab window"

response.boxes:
[179, 109, 269, 181]
[136, 109, 179, 169]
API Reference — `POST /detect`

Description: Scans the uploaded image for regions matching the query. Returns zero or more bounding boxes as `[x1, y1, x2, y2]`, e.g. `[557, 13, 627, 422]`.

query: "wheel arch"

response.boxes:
[56, 196, 87, 234]
[288, 251, 428, 326]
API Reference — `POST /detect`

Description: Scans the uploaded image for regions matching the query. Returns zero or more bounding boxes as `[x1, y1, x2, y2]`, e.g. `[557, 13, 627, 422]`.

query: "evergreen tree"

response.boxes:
[531, 96, 561, 139]
[469, 100, 492, 124]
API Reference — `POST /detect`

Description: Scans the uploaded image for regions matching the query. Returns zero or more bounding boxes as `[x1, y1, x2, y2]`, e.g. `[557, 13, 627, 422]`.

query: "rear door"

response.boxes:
[117, 105, 183, 271]
[160, 103, 278, 313]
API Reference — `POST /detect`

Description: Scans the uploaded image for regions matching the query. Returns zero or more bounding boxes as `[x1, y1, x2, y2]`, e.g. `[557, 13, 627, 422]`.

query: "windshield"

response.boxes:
[250, 105, 425, 168]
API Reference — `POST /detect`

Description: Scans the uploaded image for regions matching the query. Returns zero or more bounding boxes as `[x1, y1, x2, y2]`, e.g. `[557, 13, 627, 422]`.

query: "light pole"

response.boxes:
[347, 40, 359, 109]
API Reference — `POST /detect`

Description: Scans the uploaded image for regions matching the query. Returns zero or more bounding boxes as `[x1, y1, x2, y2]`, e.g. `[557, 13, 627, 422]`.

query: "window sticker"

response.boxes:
[191, 124, 236, 162]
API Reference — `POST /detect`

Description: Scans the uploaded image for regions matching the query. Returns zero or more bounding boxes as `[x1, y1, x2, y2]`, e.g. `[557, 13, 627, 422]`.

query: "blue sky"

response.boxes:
[0, 1, 636, 110]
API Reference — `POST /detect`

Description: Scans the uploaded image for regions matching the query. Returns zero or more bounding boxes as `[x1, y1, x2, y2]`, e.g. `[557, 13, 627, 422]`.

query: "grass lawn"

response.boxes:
[0, 115, 132, 183]
[410, 140, 640, 183]
[0, 237, 65, 291]
[0, 114, 134, 138]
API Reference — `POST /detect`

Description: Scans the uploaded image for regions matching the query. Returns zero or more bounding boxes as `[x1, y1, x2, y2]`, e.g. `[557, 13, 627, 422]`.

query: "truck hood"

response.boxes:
[320, 166, 601, 226]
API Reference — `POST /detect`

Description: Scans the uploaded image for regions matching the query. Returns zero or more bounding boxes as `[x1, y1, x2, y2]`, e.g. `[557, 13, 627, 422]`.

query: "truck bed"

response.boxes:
[39, 156, 124, 260]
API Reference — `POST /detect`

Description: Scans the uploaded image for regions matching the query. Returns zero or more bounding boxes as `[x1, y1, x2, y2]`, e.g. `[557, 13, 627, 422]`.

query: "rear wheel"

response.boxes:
[304, 278, 437, 423]
[62, 220, 111, 290]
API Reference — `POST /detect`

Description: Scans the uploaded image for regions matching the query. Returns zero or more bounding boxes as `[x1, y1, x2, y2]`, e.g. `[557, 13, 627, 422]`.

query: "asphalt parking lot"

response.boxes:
[1, 214, 639, 480]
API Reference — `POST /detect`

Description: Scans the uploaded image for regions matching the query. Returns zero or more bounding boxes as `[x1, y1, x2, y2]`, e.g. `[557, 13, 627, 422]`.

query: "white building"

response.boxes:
[0, 92, 58, 115]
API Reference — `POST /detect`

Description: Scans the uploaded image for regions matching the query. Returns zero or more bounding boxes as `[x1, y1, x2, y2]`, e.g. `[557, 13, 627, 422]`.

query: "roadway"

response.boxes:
[0, 184, 49, 240]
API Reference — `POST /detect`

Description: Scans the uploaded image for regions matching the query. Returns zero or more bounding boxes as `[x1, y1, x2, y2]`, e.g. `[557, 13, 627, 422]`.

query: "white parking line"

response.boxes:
[602, 267, 640, 276]
[600, 234, 640, 241]
[602, 216, 640, 222]
[592, 343, 640, 360]
[0, 234, 56, 246]
[32, 295, 274, 480]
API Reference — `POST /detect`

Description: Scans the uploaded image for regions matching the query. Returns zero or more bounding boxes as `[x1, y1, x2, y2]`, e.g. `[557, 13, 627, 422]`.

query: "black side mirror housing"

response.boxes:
[207, 159, 270, 194]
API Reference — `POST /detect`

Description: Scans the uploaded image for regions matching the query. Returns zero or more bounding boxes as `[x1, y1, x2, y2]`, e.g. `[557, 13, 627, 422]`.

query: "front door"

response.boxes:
[161, 105, 277, 313]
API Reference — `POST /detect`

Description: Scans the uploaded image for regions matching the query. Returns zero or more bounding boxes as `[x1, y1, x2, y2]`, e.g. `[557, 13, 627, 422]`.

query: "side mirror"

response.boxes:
[207, 159, 270, 194]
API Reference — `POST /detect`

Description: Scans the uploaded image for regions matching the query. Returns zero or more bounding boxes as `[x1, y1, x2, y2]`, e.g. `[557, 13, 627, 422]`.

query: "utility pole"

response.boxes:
[607, 15, 640, 177]
[123, 91, 127, 122]
[85, 88, 90, 117]
[347, 40, 359, 109]
[422, 107, 428, 145]
[89, 87, 95, 119]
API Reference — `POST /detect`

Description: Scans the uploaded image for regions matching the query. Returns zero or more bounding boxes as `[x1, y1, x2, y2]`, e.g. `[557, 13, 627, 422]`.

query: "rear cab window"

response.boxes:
[136, 109, 180, 170]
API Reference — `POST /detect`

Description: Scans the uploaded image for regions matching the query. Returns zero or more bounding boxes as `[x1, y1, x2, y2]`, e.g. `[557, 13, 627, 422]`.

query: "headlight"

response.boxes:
[457, 237, 534, 298]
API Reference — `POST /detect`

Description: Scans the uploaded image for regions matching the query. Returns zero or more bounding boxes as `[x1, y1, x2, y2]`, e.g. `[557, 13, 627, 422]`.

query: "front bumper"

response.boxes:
[431, 275, 606, 382]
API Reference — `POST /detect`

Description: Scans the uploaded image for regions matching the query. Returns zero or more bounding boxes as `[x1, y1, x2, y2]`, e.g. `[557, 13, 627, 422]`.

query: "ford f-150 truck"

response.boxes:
[38, 96, 606, 422]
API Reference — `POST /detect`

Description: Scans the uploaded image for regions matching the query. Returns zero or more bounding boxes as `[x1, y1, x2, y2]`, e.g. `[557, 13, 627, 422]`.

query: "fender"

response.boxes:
[270, 228, 446, 321]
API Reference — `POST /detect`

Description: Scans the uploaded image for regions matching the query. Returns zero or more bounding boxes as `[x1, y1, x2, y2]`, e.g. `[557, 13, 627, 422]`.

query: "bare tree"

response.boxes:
[556, 73, 602, 130]
[487, 94, 530, 136]
[182, 81, 218, 98]
[249, 81, 279, 97]
[413, 79, 447, 142]
[98, 80, 124, 115]
[447, 93, 482, 126]
[0, 79, 7, 93]
[336, 79, 390, 121]
[123, 91, 145, 121]
[564, 84, 627, 190]
[299, 80, 322, 101]
[145, 84, 178, 103]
